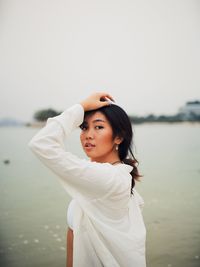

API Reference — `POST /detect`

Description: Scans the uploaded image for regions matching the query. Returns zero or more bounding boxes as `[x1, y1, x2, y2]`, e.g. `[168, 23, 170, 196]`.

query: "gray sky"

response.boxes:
[0, 0, 199, 121]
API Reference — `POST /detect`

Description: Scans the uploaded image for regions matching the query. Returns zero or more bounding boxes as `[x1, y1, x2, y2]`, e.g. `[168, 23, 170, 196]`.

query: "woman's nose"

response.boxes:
[86, 129, 94, 139]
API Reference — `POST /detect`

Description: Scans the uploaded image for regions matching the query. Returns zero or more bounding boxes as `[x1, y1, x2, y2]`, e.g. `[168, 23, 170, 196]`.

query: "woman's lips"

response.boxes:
[84, 143, 95, 149]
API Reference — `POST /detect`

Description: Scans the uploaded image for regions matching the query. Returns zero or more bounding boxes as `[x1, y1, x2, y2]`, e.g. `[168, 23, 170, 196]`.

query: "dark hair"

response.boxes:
[82, 104, 142, 194]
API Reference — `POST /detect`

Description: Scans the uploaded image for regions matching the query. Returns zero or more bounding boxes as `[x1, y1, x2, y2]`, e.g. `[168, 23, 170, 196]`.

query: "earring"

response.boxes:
[116, 144, 119, 151]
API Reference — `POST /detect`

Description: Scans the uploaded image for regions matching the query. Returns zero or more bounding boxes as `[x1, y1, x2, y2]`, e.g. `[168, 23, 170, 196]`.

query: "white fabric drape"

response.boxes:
[29, 104, 146, 267]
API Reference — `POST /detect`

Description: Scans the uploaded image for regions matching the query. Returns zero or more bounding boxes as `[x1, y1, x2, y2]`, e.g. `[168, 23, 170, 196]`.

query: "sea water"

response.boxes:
[0, 123, 200, 267]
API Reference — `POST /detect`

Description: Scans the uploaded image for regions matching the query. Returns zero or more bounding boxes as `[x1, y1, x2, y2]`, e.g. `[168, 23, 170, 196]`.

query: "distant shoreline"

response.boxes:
[1, 117, 200, 128]
[25, 120, 200, 128]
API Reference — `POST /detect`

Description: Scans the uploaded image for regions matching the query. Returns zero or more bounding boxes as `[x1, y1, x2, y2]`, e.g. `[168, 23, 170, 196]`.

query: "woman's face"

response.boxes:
[80, 111, 120, 163]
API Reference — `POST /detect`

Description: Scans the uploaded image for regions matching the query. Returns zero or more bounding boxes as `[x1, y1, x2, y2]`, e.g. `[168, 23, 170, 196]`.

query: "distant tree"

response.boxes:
[129, 115, 149, 124]
[34, 108, 61, 122]
[129, 108, 200, 124]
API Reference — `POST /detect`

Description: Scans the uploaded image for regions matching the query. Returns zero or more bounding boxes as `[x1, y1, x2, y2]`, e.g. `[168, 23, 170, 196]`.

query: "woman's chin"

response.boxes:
[84, 150, 95, 158]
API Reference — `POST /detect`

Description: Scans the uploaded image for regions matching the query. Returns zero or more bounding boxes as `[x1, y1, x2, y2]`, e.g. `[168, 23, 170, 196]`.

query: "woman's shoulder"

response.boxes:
[115, 163, 133, 173]
[85, 161, 133, 176]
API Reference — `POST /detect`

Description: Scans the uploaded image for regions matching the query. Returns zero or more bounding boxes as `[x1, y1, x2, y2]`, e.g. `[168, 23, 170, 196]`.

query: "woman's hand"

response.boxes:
[80, 92, 114, 111]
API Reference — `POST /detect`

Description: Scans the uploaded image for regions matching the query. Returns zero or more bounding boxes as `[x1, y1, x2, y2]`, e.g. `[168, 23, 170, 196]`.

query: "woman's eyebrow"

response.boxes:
[92, 119, 106, 123]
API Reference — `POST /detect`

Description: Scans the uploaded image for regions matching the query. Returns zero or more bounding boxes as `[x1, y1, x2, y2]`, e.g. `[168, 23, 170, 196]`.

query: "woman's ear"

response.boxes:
[114, 136, 123, 145]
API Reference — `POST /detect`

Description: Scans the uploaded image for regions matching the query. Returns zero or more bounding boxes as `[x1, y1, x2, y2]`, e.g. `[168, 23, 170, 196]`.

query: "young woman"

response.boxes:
[29, 92, 146, 267]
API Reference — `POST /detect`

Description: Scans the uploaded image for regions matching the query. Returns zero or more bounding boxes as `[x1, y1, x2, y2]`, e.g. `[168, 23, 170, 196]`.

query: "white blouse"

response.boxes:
[67, 199, 76, 229]
[29, 104, 146, 267]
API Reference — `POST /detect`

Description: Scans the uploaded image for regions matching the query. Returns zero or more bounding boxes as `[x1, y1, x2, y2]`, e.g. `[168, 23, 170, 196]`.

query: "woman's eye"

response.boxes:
[80, 125, 87, 131]
[95, 125, 104, 130]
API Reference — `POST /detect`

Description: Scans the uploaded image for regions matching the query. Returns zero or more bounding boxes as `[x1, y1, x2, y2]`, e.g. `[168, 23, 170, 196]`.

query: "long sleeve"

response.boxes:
[28, 104, 121, 200]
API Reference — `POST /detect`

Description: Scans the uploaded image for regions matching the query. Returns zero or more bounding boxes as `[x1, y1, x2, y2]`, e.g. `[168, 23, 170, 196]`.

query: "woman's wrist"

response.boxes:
[80, 101, 88, 112]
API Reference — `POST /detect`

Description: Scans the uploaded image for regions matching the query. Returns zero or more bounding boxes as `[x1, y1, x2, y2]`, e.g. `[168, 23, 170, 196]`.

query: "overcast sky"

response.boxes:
[0, 0, 199, 121]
